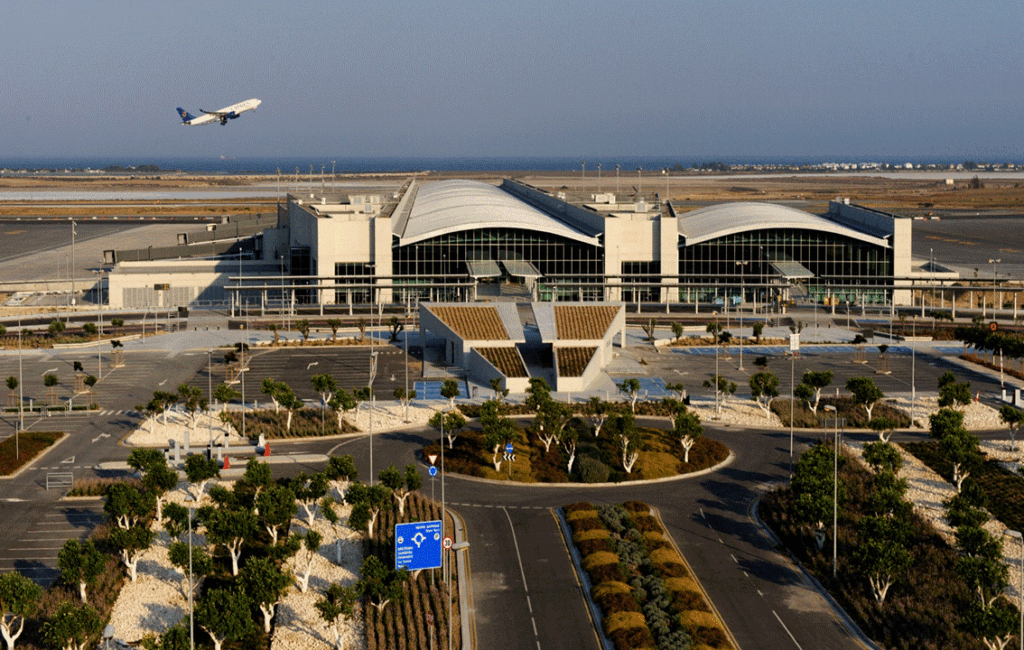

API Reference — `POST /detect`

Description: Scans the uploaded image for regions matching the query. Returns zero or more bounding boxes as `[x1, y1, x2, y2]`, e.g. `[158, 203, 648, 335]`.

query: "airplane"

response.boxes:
[176, 98, 262, 126]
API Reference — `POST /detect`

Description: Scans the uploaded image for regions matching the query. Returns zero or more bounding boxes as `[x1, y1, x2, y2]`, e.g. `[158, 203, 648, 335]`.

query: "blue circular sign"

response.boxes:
[429, 466, 438, 477]
[505, 443, 514, 453]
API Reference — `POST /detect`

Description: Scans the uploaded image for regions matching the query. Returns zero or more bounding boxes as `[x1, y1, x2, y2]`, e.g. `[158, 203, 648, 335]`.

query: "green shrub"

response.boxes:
[632, 514, 661, 533]
[672, 590, 710, 613]
[655, 562, 689, 578]
[569, 516, 606, 535]
[576, 537, 613, 556]
[690, 625, 729, 648]
[581, 551, 620, 571]
[587, 563, 628, 584]
[576, 455, 611, 483]
[608, 625, 655, 650]
[566, 508, 600, 522]
[595, 589, 641, 613]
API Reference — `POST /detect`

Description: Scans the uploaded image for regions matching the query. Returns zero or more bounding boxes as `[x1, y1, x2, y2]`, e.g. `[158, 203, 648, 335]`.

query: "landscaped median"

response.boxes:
[0, 430, 64, 476]
[562, 501, 734, 650]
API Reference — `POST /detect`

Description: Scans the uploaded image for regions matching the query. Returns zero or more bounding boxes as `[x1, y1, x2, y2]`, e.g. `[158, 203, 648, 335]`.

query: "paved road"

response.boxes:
[2, 334, 1014, 647]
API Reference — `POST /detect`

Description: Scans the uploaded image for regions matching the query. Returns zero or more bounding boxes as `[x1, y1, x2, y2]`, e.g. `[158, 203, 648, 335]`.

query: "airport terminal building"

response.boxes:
[107, 178, 915, 311]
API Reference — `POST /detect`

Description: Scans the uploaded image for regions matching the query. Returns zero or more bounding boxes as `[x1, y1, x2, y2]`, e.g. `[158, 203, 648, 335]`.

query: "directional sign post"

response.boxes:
[504, 442, 515, 479]
[395, 520, 442, 571]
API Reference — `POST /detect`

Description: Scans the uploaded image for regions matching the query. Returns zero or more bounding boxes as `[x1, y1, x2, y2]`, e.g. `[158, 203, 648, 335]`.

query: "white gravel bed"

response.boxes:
[272, 508, 364, 650]
[126, 409, 248, 447]
[106, 486, 209, 643]
[688, 398, 784, 428]
[979, 438, 1024, 474]
[886, 395, 1006, 431]
[352, 402, 439, 432]
[846, 439, 1024, 603]
[105, 482, 365, 650]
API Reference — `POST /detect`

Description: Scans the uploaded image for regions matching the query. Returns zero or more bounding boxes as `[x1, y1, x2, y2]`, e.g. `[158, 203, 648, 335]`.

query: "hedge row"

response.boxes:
[565, 501, 732, 650]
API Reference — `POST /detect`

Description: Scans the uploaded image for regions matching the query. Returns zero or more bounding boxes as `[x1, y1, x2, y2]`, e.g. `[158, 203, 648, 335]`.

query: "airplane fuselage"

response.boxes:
[177, 98, 261, 126]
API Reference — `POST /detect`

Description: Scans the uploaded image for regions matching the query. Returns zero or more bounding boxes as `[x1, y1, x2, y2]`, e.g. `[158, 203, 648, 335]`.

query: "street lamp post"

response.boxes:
[207, 350, 213, 447]
[186, 495, 195, 650]
[911, 316, 916, 425]
[824, 404, 839, 577]
[637, 167, 643, 199]
[1004, 529, 1024, 650]
[990, 258, 1001, 319]
[713, 311, 720, 415]
[735, 261, 748, 370]
[449, 540, 470, 650]
[615, 164, 620, 196]
[17, 315, 23, 460]
[789, 351, 795, 476]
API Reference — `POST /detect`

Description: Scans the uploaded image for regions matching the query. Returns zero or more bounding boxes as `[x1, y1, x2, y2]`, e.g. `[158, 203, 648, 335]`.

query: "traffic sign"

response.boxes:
[442, 536, 453, 550]
[427, 454, 438, 465]
[395, 520, 442, 571]
[428, 465, 438, 477]
[505, 442, 514, 454]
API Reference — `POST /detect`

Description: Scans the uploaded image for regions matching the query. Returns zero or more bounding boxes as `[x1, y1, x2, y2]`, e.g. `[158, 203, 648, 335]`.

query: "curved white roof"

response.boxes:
[396, 179, 600, 246]
[676, 202, 889, 248]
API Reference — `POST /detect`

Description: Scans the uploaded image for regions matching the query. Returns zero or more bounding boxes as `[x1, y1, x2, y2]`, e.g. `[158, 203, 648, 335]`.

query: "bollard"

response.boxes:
[263, 443, 271, 457]
[223, 456, 231, 470]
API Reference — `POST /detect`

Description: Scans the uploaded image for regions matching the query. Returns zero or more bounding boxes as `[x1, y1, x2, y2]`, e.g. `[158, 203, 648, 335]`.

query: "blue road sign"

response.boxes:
[395, 520, 442, 571]
[428, 465, 438, 477]
[505, 442, 514, 453]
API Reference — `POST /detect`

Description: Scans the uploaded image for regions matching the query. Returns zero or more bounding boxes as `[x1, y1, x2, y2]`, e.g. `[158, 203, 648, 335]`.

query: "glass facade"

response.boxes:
[334, 262, 373, 304]
[622, 261, 661, 303]
[393, 227, 602, 301]
[678, 228, 892, 305]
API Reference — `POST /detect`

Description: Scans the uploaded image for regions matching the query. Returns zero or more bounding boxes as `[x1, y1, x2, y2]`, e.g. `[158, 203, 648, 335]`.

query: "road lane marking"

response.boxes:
[731, 554, 738, 564]
[502, 506, 542, 650]
[773, 610, 804, 650]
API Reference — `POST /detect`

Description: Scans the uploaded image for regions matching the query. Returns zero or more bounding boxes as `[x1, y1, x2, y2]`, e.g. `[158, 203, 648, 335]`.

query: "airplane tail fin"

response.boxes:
[176, 107, 196, 123]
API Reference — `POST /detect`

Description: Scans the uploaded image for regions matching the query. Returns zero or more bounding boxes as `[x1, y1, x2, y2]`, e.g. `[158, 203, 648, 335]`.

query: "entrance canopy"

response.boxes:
[467, 260, 502, 279]
[501, 259, 542, 279]
[769, 260, 815, 279]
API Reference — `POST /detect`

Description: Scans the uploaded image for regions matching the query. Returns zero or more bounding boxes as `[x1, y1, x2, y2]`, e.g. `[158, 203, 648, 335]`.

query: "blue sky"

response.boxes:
[2, 1, 1022, 160]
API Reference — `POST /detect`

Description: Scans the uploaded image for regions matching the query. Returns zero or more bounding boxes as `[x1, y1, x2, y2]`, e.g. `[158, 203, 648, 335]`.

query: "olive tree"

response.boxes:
[316, 582, 359, 650]
[57, 539, 106, 604]
[194, 587, 255, 650]
[749, 371, 780, 419]
[378, 464, 421, 517]
[846, 377, 884, 420]
[240, 556, 291, 633]
[358, 555, 408, 614]
[41, 602, 102, 650]
[293, 529, 323, 594]
[0, 571, 41, 650]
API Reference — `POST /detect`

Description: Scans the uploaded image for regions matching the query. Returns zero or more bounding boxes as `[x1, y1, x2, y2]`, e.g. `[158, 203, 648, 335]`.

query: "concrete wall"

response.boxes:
[107, 260, 276, 309]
